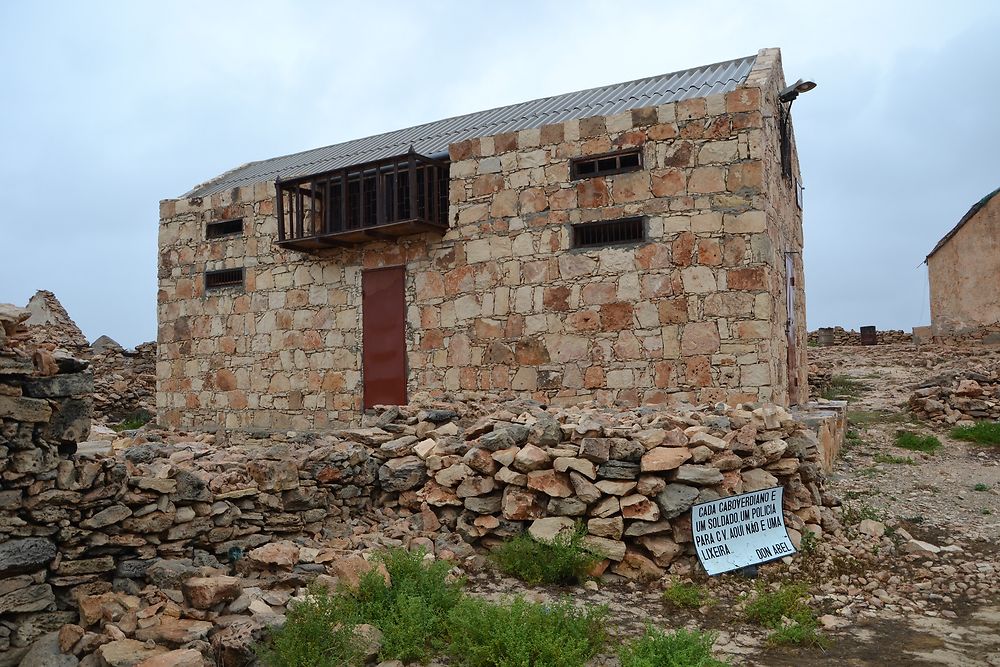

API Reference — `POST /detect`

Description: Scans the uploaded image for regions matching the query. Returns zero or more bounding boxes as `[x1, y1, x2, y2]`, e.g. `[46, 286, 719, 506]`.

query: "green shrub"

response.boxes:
[257, 588, 362, 667]
[112, 409, 154, 432]
[490, 525, 598, 586]
[447, 596, 607, 667]
[618, 626, 728, 667]
[821, 376, 867, 401]
[950, 422, 1000, 445]
[345, 549, 463, 663]
[874, 453, 914, 465]
[799, 529, 819, 555]
[260, 549, 463, 666]
[894, 430, 941, 454]
[974, 483, 990, 492]
[662, 582, 712, 609]
[841, 502, 883, 526]
[745, 583, 826, 648]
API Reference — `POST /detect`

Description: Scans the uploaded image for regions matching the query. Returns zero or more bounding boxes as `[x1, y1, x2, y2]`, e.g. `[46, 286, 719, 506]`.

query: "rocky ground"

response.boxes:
[6, 337, 1000, 666]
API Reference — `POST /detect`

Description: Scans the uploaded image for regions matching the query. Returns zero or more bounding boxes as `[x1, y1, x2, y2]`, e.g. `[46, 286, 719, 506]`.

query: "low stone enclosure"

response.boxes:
[1, 303, 848, 664]
[807, 326, 911, 346]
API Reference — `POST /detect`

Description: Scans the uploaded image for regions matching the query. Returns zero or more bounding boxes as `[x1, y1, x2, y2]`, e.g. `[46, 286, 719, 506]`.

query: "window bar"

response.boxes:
[276, 185, 285, 242]
[340, 169, 348, 232]
[408, 151, 417, 222]
[321, 176, 330, 234]
[309, 180, 317, 236]
[295, 186, 304, 239]
[391, 160, 399, 222]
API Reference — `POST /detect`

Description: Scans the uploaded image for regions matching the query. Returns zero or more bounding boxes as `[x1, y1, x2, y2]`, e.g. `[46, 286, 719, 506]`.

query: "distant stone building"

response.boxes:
[156, 48, 810, 431]
[926, 187, 1000, 343]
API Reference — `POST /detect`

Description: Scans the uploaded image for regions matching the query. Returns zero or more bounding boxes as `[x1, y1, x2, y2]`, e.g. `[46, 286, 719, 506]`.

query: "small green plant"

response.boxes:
[799, 529, 819, 556]
[874, 453, 914, 465]
[974, 483, 990, 492]
[446, 596, 607, 667]
[662, 581, 713, 609]
[111, 409, 154, 432]
[745, 583, 827, 648]
[983, 508, 994, 516]
[821, 375, 868, 401]
[618, 626, 729, 667]
[894, 430, 942, 454]
[490, 525, 599, 586]
[858, 466, 879, 478]
[841, 503, 883, 526]
[950, 421, 1000, 445]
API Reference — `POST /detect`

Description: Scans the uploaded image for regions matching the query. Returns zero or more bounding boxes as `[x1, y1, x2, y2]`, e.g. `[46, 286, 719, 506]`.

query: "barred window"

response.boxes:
[205, 268, 244, 290]
[206, 218, 244, 239]
[570, 149, 642, 180]
[571, 217, 645, 249]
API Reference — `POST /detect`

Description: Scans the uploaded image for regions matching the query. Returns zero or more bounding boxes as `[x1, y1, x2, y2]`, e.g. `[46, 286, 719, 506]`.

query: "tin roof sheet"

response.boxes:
[183, 53, 757, 198]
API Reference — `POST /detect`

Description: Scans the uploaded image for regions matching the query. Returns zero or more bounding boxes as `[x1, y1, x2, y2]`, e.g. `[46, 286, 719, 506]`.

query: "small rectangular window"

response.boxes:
[205, 268, 244, 290]
[570, 149, 642, 180]
[206, 218, 244, 239]
[572, 217, 646, 249]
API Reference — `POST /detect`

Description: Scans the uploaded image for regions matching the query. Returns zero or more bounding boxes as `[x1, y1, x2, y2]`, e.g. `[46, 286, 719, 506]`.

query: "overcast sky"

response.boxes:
[1, 1, 997, 348]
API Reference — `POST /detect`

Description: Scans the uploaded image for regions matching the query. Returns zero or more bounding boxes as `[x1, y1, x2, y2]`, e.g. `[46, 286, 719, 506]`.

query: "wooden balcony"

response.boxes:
[275, 150, 449, 251]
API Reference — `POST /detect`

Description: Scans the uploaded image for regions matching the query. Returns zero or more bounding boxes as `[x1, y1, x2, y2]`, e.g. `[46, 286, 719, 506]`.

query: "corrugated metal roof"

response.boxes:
[183, 54, 757, 198]
[926, 186, 1000, 260]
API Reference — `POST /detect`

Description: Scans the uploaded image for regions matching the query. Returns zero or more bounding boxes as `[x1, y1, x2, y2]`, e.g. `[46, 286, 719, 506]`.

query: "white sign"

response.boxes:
[691, 486, 796, 576]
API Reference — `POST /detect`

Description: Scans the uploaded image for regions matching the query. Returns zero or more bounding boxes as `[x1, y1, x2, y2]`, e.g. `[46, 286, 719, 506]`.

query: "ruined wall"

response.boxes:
[157, 50, 804, 430]
[928, 194, 1000, 337]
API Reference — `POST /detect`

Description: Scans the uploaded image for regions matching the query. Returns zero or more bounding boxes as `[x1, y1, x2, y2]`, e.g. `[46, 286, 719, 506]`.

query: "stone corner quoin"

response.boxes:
[155, 49, 808, 431]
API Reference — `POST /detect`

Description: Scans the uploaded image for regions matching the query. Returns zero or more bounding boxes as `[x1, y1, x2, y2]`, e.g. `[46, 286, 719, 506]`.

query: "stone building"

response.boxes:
[157, 47, 810, 431]
[925, 187, 1000, 343]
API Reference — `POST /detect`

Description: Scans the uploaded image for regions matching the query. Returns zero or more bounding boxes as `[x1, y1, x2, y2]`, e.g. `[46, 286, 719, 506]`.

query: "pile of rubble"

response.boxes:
[8, 290, 157, 426]
[88, 340, 156, 424]
[808, 326, 911, 346]
[807, 361, 833, 399]
[908, 368, 1000, 424]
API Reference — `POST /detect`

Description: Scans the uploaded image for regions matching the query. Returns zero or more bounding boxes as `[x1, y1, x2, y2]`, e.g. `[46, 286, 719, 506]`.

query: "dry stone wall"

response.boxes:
[808, 327, 912, 346]
[157, 50, 806, 431]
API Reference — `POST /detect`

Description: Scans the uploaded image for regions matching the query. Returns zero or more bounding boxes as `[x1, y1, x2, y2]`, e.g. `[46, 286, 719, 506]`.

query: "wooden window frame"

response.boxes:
[570, 148, 642, 180]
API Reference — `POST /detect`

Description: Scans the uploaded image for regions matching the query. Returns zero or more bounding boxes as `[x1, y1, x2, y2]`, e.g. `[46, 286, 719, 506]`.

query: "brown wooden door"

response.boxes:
[785, 252, 799, 405]
[362, 266, 407, 409]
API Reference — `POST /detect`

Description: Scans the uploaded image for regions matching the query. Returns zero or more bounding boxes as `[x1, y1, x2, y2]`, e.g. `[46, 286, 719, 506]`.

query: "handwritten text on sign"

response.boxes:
[691, 487, 796, 576]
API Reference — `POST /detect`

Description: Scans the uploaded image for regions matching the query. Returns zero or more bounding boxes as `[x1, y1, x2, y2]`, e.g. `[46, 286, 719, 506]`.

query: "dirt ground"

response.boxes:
[461, 343, 1000, 666]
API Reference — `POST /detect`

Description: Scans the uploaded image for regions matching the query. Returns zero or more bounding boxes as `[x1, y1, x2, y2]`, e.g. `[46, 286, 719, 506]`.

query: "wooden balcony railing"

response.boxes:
[275, 149, 449, 250]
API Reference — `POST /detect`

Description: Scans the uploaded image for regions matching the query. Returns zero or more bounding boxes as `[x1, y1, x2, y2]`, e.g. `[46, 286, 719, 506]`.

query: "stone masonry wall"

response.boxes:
[157, 48, 806, 430]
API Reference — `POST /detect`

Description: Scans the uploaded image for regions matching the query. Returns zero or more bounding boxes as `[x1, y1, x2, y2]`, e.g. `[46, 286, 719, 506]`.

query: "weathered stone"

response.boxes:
[655, 484, 699, 519]
[379, 456, 427, 491]
[247, 541, 299, 568]
[569, 472, 602, 503]
[182, 575, 242, 609]
[135, 649, 205, 667]
[581, 535, 626, 561]
[22, 372, 94, 398]
[594, 479, 636, 496]
[526, 469, 573, 497]
[456, 475, 495, 498]
[0, 395, 51, 422]
[578, 437, 611, 463]
[528, 517, 576, 543]
[501, 486, 546, 520]
[673, 464, 724, 485]
[19, 632, 78, 667]
[553, 456, 597, 479]
[597, 460, 640, 480]
[641, 447, 692, 472]
[547, 497, 588, 516]
[134, 617, 214, 647]
[611, 549, 663, 581]
[434, 462, 474, 487]
[0, 538, 56, 577]
[97, 639, 167, 667]
[621, 494, 660, 521]
[329, 555, 391, 590]
[0, 584, 54, 614]
[464, 494, 502, 514]
[741, 468, 778, 491]
[80, 504, 132, 529]
[587, 516, 624, 539]
[512, 444, 551, 472]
